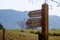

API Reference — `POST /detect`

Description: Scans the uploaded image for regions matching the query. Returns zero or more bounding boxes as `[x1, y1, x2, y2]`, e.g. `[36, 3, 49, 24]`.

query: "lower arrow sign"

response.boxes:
[26, 18, 42, 28]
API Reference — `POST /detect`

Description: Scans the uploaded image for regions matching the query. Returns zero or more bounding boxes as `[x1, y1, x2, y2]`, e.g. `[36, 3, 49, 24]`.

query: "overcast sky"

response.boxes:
[0, 0, 60, 16]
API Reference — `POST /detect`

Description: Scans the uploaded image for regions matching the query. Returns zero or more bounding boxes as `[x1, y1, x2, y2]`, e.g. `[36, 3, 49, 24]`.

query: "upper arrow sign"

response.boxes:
[28, 9, 42, 18]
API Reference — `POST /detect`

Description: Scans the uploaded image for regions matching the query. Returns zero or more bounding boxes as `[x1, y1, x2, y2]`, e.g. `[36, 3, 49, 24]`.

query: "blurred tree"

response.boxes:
[0, 23, 4, 29]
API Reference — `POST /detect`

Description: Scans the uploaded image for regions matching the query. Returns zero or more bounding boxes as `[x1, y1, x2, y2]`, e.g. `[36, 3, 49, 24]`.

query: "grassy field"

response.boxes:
[0, 29, 60, 40]
[0, 29, 38, 40]
[0, 30, 3, 40]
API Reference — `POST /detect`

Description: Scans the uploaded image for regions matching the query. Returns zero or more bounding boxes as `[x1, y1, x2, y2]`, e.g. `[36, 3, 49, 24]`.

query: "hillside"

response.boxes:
[0, 9, 60, 29]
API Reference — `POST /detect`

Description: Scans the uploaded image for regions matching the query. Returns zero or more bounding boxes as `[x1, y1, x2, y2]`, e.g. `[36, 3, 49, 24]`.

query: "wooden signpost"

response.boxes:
[28, 10, 42, 18]
[26, 3, 49, 40]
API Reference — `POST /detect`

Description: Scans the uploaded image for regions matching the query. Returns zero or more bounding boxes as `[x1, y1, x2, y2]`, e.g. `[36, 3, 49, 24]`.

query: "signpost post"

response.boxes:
[26, 3, 49, 40]
[42, 3, 48, 40]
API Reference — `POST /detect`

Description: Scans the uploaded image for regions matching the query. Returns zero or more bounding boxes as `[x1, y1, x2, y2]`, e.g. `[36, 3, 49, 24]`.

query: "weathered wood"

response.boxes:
[28, 10, 42, 18]
[26, 18, 41, 28]
[41, 3, 49, 40]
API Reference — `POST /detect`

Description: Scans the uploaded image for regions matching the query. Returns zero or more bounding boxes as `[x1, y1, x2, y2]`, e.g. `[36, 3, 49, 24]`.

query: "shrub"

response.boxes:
[20, 30, 24, 32]
[30, 30, 34, 33]
[49, 33, 60, 36]
[49, 33, 54, 36]
[34, 31, 40, 34]
[54, 33, 60, 36]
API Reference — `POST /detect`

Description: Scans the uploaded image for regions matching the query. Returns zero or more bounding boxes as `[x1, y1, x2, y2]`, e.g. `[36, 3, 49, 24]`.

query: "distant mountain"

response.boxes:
[0, 9, 29, 29]
[49, 15, 60, 29]
[0, 9, 60, 29]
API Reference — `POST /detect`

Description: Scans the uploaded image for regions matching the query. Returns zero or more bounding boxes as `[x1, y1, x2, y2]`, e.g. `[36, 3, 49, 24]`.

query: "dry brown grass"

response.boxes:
[0, 29, 60, 40]
[0, 30, 3, 40]
[4, 30, 38, 40]
[49, 36, 60, 40]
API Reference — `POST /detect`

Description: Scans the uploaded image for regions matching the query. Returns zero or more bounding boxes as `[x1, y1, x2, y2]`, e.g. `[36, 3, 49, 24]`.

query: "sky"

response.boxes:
[0, 0, 60, 16]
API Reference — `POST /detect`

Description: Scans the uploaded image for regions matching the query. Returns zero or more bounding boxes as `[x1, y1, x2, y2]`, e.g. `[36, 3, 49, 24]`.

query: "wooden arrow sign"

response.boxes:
[26, 18, 42, 28]
[28, 9, 42, 18]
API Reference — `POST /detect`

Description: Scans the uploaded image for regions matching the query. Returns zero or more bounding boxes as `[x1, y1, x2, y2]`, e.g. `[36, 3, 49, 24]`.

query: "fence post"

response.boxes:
[3, 28, 5, 40]
[42, 3, 49, 40]
[38, 33, 42, 40]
